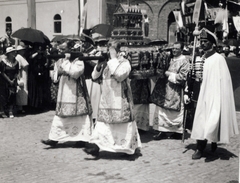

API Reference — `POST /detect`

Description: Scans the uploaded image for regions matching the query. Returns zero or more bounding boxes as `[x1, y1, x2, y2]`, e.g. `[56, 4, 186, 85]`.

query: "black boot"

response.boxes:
[192, 150, 203, 160]
[41, 139, 58, 147]
[153, 132, 167, 140]
[83, 143, 100, 157]
[211, 142, 217, 152]
[192, 140, 207, 160]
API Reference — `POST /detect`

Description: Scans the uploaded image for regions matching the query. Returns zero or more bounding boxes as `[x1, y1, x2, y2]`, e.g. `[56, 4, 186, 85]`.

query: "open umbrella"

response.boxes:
[224, 39, 238, 47]
[65, 34, 81, 41]
[91, 24, 113, 38]
[12, 27, 50, 45]
[51, 35, 66, 42]
[93, 37, 110, 45]
[81, 32, 95, 45]
[149, 38, 168, 45]
[143, 38, 151, 44]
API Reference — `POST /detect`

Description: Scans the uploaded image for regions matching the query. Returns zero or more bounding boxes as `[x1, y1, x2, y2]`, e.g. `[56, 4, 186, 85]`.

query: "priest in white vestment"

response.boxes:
[41, 41, 93, 147]
[84, 41, 142, 156]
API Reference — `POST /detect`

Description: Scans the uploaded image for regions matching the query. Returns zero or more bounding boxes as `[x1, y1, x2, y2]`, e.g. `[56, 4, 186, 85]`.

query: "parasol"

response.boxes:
[12, 27, 50, 45]
[224, 39, 238, 47]
[143, 38, 151, 44]
[51, 35, 67, 42]
[64, 34, 82, 41]
[93, 37, 110, 45]
[149, 38, 168, 45]
[91, 24, 113, 38]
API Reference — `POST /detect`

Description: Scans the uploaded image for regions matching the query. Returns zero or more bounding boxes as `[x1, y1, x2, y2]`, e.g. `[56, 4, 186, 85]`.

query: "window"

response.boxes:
[5, 17, 12, 30]
[54, 14, 61, 33]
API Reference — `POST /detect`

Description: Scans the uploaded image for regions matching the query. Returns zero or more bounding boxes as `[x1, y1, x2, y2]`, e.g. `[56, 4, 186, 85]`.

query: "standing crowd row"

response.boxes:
[0, 27, 238, 160]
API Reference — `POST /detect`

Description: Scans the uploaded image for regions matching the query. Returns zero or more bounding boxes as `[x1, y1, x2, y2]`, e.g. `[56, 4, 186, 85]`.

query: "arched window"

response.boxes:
[168, 12, 177, 44]
[5, 17, 12, 30]
[54, 14, 61, 33]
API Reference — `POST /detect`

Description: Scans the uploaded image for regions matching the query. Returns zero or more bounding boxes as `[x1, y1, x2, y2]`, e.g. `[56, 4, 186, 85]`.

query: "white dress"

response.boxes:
[15, 54, 29, 106]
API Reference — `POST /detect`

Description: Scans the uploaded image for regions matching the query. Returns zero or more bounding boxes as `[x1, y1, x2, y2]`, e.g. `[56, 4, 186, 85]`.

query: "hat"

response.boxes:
[16, 45, 26, 51]
[73, 43, 81, 49]
[49, 47, 58, 55]
[199, 28, 218, 46]
[59, 42, 68, 50]
[5, 47, 16, 54]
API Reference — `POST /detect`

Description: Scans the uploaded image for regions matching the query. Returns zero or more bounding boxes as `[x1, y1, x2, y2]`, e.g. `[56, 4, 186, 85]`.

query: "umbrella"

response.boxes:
[65, 34, 81, 41]
[12, 27, 50, 45]
[51, 35, 66, 42]
[224, 39, 238, 47]
[149, 38, 168, 45]
[81, 32, 95, 45]
[94, 37, 110, 44]
[143, 38, 151, 44]
[91, 24, 113, 38]
[228, 0, 240, 12]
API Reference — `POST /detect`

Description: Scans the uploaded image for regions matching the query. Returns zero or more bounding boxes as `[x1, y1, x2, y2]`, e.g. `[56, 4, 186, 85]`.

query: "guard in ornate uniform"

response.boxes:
[185, 28, 239, 160]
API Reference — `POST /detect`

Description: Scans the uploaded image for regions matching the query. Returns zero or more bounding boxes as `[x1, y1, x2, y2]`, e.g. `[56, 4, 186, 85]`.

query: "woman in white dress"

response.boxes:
[15, 45, 29, 113]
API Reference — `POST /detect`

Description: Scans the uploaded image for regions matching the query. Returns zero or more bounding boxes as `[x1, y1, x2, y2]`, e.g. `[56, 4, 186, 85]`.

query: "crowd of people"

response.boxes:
[0, 27, 239, 160]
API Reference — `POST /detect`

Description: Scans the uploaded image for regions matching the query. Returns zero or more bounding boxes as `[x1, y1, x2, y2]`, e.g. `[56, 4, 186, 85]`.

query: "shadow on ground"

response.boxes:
[84, 149, 142, 161]
[184, 143, 238, 162]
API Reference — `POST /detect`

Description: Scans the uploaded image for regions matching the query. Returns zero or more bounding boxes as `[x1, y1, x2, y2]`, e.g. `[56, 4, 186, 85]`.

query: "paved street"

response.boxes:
[0, 110, 239, 183]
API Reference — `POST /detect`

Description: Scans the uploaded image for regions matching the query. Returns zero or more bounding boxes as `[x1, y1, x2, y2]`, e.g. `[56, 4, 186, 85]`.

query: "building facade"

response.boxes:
[0, 0, 179, 43]
[0, 0, 107, 40]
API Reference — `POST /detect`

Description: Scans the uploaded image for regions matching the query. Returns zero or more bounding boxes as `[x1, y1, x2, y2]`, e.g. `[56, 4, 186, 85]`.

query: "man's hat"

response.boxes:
[5, 47, 16, 54]
[16, 45, 26, 51]
[199, 28, 218, 46]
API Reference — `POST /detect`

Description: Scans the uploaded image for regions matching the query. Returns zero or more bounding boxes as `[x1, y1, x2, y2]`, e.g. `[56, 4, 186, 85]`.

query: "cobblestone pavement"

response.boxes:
[0, 110, 239, 183]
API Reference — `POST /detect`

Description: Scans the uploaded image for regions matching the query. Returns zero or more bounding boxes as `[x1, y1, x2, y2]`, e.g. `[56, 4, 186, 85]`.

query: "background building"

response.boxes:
[0, 0, 107, 41]
[0, 0, 181, 43]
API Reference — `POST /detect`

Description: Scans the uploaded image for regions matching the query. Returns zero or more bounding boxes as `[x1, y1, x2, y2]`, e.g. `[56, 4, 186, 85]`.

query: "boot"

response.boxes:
[83, 143, 100, 157]
[153, 132, 167, 140]
[211, 142, 217, 152]
[41, 139, 58, 147]
[192, 150, 203, 160]
[192, 140, 207, 160]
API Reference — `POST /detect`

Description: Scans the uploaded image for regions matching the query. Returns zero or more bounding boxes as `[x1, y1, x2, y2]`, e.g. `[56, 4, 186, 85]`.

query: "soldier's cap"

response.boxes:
[199, 28, 218, 46]
[16, 45, 26, 51]
[5, 47, 16, 54]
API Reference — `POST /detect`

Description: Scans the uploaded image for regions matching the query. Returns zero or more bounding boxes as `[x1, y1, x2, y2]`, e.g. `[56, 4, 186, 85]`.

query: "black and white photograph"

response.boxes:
[0, 0, 239, 183]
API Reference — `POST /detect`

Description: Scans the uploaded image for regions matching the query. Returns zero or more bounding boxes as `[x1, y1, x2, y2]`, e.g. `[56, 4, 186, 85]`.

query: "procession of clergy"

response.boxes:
[1, 26, 238, 160]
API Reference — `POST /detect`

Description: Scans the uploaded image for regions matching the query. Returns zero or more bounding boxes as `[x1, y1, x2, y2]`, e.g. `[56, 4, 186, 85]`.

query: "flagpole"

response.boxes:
[182, 0, 202, 143]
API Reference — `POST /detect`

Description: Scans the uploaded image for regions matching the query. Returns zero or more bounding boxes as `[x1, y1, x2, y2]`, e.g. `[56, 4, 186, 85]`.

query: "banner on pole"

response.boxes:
[192, 0, 202, 25]
[173, 11, 184, 28]
[80, 2, 88, 34]
[233, 16, 240, 32]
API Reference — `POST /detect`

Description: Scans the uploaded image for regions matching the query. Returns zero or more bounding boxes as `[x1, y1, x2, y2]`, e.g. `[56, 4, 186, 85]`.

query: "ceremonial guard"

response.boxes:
[185, 28, 239, 160]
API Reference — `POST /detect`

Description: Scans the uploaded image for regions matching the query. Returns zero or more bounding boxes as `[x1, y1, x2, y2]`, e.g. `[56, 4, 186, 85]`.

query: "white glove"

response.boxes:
[184, 94, 190, 104]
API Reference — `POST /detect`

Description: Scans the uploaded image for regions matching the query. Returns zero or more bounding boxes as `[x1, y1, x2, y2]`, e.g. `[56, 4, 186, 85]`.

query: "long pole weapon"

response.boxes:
[182, 0, 202, 143]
